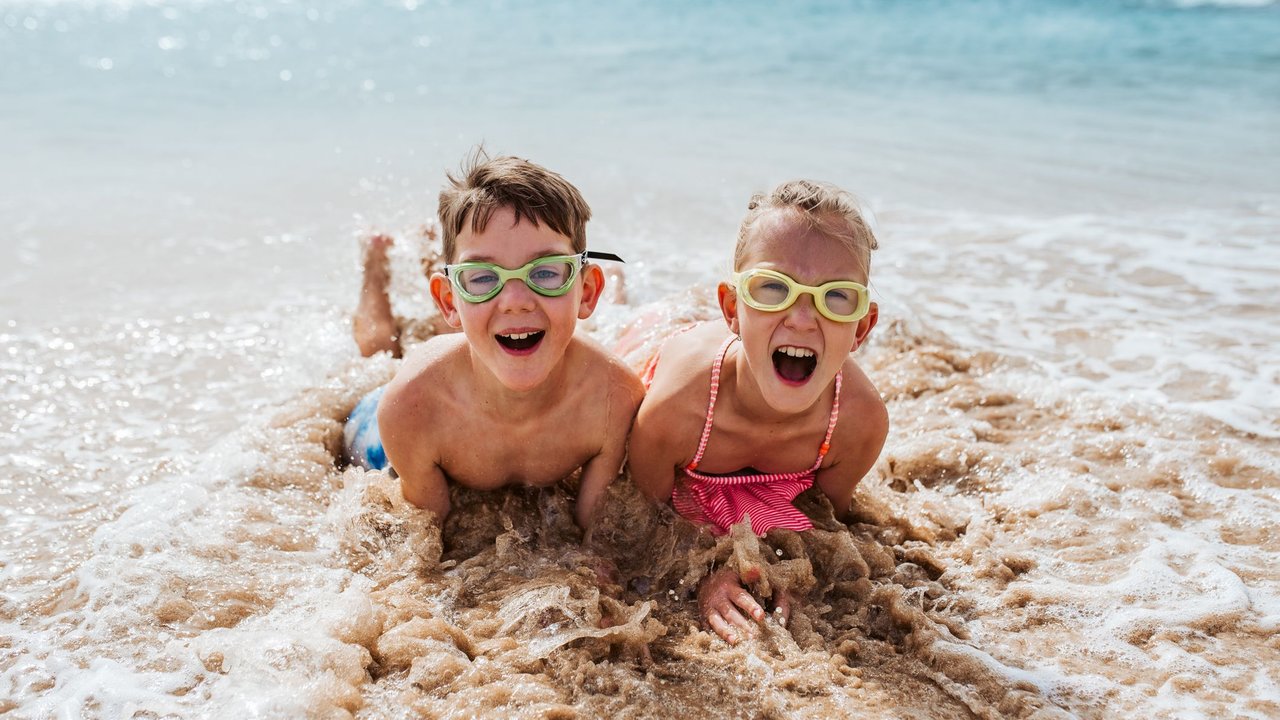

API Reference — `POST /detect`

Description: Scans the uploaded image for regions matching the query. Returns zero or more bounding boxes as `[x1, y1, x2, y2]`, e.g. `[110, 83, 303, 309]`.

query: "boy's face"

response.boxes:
[718, 209, 878, 415]
[430, 206, 604, 392]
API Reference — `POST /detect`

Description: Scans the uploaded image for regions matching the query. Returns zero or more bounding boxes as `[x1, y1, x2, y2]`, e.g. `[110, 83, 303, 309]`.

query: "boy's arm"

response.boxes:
[815, 393, 888, 520]
[575, 371, 645, 530]
[398, 461, 451, 522]
[377, 384, 451, 522]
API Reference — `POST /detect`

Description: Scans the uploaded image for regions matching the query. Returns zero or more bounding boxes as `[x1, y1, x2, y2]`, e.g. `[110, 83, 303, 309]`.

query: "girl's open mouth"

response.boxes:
[496, 331, 544, 353]
[772, 346, 817, 384]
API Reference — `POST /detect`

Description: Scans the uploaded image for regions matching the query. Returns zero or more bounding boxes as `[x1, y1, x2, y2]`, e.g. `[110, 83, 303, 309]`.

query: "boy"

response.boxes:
[344, 151, 644, 531]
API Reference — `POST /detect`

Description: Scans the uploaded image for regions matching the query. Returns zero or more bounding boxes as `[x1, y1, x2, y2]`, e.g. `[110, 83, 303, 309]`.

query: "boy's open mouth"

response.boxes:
[773, 345, 817, 384]
[496, 330, 544, 353]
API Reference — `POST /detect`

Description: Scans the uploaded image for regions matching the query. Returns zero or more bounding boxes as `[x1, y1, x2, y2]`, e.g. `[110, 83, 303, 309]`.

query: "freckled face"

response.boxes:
[726, 210, 867, 415]
[433, 207, 587, 392]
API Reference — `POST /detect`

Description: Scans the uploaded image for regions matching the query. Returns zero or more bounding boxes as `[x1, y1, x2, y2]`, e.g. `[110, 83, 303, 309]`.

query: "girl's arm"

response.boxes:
[815, 393, 888, 519]
[626, 398, 681, 503]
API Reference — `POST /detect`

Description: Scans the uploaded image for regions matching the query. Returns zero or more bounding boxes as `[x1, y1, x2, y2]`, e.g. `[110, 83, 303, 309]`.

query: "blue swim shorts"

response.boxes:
[343, 385, 389, 471]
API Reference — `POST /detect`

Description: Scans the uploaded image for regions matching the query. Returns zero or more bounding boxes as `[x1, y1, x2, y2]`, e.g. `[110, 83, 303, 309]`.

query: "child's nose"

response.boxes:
[783, 293, 821, 329]
[494, 277, 538, 311]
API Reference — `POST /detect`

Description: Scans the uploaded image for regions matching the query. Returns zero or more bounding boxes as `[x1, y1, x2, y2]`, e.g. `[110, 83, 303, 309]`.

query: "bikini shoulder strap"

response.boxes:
[810, 371, 843, 472]
[687, 335, 738, 471]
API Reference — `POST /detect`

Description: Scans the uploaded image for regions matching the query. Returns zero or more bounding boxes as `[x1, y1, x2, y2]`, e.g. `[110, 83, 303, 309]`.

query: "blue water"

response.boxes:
[2, 0, 1277, 222]
[3, 0, 1277, 327]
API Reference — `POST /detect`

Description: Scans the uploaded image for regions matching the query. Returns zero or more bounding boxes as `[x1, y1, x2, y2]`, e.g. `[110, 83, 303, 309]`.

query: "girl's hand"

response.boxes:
[697, 567, 766, 645]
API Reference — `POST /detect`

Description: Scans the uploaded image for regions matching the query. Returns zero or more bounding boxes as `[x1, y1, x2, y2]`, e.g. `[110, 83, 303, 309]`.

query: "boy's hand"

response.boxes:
[698, 567, 766, 645]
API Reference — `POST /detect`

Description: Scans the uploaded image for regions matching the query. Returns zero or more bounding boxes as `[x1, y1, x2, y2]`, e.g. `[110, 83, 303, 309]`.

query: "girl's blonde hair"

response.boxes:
[734, 179, 878, 277]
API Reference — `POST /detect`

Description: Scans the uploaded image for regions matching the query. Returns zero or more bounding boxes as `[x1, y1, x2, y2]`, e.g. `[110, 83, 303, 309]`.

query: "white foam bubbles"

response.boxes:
[879, 204, 1280, 437]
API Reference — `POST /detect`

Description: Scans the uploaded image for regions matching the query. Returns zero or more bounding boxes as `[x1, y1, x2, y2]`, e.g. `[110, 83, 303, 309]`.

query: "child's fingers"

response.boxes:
[729, 587, 766, 622]
[706, 610, 741, 645]
[727, 602, 752, 630]
[718, 603, 758, 638]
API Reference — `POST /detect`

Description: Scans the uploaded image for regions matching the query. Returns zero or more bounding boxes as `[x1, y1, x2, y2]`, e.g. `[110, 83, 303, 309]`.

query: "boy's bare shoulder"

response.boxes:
[567, 335, 644, 406]
[382, 334, 469, 412]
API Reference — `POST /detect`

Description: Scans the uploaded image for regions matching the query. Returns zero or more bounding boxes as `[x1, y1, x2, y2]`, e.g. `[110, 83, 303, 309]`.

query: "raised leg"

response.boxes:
[352, 234, 401, 358]
[603, 265, 628, 305]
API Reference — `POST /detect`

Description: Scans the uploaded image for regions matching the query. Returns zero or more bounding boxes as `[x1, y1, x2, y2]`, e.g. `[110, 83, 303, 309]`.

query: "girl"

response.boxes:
[627, 180, 889, 645]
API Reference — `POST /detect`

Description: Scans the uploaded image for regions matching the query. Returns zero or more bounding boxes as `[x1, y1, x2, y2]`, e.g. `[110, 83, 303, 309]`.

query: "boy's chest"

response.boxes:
[437, 403, 602, 490]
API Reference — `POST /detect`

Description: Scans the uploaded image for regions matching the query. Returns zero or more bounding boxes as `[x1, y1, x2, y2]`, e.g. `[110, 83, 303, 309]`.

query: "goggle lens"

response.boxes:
[455, 267, 500, 297]
[821, 287, 861, 317]
[742, 274, 791, 308]
[527, 259, 576, 292]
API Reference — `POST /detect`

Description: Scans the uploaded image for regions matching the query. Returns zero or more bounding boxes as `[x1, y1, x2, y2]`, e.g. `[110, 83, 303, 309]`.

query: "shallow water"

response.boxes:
[3, 0, 1280, 717]
[9, 299, 1277, 718]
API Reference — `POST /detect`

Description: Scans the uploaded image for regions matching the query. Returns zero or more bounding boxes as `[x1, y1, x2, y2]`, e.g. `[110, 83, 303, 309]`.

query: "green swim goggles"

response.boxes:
[733, 268, 871, 323]
[444, 250, 624, 304]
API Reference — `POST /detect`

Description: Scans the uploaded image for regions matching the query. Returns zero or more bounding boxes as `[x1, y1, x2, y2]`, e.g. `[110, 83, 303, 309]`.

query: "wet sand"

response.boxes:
[72, 302, 1261, 719]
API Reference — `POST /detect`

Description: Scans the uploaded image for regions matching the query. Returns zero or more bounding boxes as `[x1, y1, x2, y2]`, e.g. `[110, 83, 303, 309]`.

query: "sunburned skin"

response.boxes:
[628, 208, 889, 645]
[377, 208, 645, 532]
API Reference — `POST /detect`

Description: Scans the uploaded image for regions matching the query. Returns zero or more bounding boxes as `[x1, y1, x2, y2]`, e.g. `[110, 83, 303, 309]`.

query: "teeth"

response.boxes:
[779, 346, 814, 358]
[500, 332, 536, 340]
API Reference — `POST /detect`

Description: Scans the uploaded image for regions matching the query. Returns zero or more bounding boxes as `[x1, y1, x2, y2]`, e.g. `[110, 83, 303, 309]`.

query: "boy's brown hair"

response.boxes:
[438, 149, 592, 261]
[734, 179, 879, 277]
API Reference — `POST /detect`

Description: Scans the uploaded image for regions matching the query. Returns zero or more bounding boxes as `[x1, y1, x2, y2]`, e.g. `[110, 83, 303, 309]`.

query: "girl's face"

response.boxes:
[718, 209, 877, 416]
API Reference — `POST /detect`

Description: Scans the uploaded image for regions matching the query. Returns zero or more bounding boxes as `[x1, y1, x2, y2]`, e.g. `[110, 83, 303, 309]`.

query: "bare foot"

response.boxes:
[352, 234, 401, 357]
[697, 567, 766, 645]
[603, 265, 627, 305]
[417, 223, 444, 278]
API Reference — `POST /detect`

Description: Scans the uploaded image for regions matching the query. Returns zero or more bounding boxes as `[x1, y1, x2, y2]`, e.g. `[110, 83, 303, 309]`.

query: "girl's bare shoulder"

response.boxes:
[645, 322, 729, 399]
[831, 356, 889, 454]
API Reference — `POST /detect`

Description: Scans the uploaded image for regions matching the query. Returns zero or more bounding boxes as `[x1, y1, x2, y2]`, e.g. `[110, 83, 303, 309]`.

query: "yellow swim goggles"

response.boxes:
[732, 268, 870, 323]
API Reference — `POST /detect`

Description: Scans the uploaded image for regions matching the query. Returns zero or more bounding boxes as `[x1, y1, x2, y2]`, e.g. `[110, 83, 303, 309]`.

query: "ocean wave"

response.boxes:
[6, 306, 1278, 717]
[1162, 0, 1277, 8]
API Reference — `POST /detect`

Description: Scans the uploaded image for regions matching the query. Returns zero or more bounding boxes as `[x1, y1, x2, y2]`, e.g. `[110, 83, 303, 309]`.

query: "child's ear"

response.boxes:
[717, 281, 741, 335]
[577, 264, 606, 319]
[429, 272, 463, 329]
[852, 301, 879, 352]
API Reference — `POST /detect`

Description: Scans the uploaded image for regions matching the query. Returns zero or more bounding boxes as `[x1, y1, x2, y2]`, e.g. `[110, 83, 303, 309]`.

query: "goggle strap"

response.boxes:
[585, 251, 625, 263]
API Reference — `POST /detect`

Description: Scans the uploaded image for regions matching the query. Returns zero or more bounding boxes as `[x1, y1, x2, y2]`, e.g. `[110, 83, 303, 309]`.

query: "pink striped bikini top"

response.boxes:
[671, 336, 842, 536]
